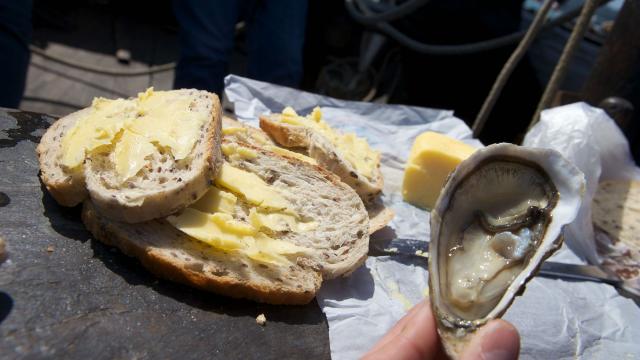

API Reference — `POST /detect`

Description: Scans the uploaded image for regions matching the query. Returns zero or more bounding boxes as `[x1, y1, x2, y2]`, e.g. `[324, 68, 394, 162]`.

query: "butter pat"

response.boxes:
[402, 132, 476, 209]
[128, 88, 208, 160]
[266, 146, 317, 165]
[191, 187, 237, 214]
[215, 163, 293, 213]
[167, 208, 309, 265]
[61, 98, 136, 169]
[166, 208, 247, 251]
[114, 130, 156, 182]
[221, 143, 258, 160]
[249, 208, 317, 233]
[276, 107, 379, 180]
[222, 127, 247, 136]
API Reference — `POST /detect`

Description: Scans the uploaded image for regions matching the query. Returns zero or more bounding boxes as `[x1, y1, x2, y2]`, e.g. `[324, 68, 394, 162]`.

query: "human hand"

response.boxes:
[362, 300, 520, 360]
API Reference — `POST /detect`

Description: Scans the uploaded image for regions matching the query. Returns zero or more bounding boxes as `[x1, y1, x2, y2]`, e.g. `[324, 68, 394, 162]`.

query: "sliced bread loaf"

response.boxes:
[82, 140, 370, 304]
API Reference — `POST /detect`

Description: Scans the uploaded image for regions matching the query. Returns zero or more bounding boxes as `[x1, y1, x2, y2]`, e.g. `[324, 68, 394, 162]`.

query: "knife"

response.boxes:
[369, 238, 639, 298]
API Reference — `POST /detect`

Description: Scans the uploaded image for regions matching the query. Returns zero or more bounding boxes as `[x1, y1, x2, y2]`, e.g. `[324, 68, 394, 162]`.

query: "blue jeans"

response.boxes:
[173, 0, 308, 95]
[0, 0, 32, 108]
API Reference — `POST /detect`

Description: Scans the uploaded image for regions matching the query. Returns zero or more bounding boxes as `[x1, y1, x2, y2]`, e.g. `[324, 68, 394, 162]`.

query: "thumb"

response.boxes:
[460, 319, 520, 360]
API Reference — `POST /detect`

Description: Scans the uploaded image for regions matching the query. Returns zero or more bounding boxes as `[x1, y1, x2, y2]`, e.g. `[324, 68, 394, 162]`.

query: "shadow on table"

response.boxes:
[41, 183, 88, 243]
[0, 291, 13, 325]
[40, 183, 326, 326]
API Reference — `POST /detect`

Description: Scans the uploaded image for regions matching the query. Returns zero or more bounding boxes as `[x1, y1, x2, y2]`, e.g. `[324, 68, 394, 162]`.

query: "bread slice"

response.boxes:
[82, 140, 370, 304]
[82, 200, 322, 304]
[37, 89, 222, 223]
[260, 112, 384, 203]
[223, 115, 393, 233]
[366, 198, 396, 234]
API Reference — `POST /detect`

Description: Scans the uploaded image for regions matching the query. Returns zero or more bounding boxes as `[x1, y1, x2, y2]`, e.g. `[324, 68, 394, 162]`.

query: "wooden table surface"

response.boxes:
[0, 108, 331, 359]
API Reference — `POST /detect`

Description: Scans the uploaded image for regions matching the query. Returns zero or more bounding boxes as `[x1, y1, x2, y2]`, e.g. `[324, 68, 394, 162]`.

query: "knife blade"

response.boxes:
[369, 238, 623, 286]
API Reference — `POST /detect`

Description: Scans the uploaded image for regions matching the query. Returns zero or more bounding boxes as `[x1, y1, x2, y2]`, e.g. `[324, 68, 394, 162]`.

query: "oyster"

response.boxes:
[429, 143, 584, 358]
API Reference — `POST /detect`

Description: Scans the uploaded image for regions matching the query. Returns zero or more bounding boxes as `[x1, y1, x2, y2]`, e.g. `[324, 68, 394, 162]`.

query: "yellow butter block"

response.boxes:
[402, 132, 476, 209]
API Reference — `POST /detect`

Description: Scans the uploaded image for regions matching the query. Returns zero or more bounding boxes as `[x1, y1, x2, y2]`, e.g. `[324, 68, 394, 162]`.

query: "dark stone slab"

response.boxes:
[0, 108, 331, 359]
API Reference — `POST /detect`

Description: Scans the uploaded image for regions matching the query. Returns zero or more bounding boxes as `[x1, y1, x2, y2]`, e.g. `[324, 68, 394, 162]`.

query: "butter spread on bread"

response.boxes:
[37, 88, 222, 223]
[259, 107, 384, 203]
[167, 143, 321, 266]
[61, 88, 210, 178]
[227, 114, 393, 234]
[222, 116, 317, 165]
[279, 107, 378, 179]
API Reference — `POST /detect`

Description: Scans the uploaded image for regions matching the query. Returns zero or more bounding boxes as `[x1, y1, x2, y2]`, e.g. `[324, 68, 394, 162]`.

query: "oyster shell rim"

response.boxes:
[428, 143, 585, 358]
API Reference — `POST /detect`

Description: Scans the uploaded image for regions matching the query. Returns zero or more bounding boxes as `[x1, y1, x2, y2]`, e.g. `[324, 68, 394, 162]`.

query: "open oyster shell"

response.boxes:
[429, 143, 585, 359]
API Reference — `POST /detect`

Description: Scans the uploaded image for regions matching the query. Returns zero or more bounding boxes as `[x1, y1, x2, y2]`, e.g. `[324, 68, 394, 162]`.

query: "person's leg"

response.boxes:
[245, 0, 308, 87]
[172, 0, 240, 95]
[0, 0, 32, 108]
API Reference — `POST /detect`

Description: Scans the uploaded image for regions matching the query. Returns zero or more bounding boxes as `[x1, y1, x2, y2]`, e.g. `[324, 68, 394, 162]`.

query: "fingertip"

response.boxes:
[364, 299, 441, 360]
[490, 319, 520, 341]
[461, 319, 520, 360]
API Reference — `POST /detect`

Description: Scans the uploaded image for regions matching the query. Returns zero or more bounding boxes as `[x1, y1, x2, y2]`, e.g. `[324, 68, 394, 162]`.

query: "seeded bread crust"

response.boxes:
[37, 90, 222, 223]
[37, 108, 92, 206]
[81, 140, 370, 304]
[259, 117, 310, 148]
[82, 200, 322, 305]
[259, 114, 384, 203]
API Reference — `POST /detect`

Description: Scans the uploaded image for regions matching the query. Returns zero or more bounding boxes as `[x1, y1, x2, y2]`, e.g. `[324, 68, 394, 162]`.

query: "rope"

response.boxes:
[346, 0, 431, 24]
[346, 0, 590, 55]
[528, 0, 603, 131]
[472, 0, 555, 137]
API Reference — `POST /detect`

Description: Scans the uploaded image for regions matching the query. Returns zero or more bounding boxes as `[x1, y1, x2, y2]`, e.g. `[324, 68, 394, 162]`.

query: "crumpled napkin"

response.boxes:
[224, 76, 640, 360]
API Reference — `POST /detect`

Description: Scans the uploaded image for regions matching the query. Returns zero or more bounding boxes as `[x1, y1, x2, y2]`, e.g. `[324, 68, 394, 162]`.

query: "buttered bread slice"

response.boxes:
[37, 88, 222, 223]
[260, 107, 384, 203]
[224, 115, 393, 233]
[82, 139, 370, 304]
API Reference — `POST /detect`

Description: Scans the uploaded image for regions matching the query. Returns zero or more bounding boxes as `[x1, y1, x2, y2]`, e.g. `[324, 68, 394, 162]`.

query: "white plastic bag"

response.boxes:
[523, 102, 640, 264]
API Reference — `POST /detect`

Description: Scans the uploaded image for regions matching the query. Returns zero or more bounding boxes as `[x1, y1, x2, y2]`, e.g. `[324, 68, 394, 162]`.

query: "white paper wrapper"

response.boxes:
[224, 76, 640, 360]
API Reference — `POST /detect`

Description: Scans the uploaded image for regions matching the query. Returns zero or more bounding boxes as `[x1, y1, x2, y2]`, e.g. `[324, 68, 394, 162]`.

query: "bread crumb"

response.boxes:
[256, 313, 267, 326]
[46, 245, 54, 253]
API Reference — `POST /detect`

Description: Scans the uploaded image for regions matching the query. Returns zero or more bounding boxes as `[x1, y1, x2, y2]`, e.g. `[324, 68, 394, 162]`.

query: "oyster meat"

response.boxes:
[429, 143, 585, 358]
